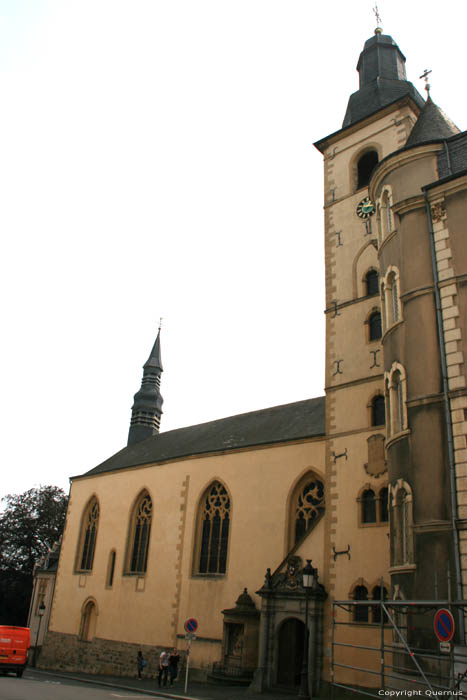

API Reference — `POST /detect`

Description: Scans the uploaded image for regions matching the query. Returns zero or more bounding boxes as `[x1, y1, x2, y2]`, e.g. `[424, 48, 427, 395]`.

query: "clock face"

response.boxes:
[356, 197, 375, 219]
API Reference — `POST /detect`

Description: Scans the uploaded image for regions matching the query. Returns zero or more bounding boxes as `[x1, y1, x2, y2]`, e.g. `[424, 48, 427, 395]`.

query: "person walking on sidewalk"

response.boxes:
[158, 649, 170, 687]
[168, 648, 180, 687]
[137, 650, 146, 680]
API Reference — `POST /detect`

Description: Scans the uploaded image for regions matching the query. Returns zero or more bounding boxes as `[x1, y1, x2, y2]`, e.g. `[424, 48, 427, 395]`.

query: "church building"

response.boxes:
[37, 22, 467, 695]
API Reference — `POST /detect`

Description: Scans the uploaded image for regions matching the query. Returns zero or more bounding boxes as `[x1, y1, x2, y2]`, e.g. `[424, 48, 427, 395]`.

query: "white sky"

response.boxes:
[0, 0, 465, 502]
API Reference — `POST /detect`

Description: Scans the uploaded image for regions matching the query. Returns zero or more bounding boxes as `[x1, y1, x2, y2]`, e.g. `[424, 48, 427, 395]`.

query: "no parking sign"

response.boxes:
[434, 608, 455, 643]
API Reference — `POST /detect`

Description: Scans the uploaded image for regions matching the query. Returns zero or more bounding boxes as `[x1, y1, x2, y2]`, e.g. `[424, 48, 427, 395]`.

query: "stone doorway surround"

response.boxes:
[250, 556, 327, 695]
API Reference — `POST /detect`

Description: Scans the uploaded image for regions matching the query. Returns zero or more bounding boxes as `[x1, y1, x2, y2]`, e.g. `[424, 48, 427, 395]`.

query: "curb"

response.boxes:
[26, 668, 204, 700]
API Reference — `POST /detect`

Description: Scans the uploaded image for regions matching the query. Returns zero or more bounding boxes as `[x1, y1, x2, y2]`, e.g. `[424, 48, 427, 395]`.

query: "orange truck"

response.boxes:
[0, 626, 30, 677]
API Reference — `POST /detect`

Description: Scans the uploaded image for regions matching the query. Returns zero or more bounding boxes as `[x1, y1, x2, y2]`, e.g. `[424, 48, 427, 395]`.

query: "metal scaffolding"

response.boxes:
[330, 597, 467, 698]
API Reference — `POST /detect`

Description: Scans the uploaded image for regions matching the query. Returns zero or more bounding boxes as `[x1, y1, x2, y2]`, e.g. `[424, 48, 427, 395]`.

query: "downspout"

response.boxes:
[424, 186, 465, 641]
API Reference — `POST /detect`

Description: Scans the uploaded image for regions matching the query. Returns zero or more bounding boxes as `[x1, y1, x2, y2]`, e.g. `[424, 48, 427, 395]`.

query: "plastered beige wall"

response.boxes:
[51, 438, 325, 667]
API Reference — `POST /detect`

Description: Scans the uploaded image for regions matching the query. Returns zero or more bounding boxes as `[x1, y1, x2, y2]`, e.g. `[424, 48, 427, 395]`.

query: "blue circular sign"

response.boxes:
[434, 608, 455, 643]
[184, 617, 198, 633]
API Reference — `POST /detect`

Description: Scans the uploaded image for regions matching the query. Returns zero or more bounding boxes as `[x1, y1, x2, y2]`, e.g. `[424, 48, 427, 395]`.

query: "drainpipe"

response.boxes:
[424, 187, 465, 641]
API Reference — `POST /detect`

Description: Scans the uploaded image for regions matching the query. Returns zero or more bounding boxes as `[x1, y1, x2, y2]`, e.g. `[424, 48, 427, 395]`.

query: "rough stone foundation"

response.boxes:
[38, 631, 184, 679]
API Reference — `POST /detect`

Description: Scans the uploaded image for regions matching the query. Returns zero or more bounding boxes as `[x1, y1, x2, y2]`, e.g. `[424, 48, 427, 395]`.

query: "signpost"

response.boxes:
[184, 618, 199, 694]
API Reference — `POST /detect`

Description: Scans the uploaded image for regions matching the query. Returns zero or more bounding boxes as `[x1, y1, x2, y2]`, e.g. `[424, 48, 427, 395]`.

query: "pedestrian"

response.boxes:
[169, 647, 180, 686]
[158, 648, 169, 687]
[137, 650, 146, 680]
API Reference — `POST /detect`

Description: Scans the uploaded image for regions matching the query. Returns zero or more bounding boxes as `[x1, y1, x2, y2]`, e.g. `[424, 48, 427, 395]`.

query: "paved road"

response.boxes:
[0, 672, 156, 700]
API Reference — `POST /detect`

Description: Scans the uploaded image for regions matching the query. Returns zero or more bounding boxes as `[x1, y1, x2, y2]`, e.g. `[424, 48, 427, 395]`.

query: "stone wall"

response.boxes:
[38, 631, 184, 679]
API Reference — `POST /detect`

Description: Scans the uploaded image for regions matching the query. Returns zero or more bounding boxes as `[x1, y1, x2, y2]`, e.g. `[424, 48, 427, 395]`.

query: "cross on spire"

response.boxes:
[419, 68, 432, 96]
[373, 3, 382, 31]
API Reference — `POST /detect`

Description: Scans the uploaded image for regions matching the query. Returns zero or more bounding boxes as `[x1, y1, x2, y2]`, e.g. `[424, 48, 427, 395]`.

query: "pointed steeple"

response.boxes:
[127, 328, 164, 447]
[405, 96, 460, 148]
[343, 31, 424, 127]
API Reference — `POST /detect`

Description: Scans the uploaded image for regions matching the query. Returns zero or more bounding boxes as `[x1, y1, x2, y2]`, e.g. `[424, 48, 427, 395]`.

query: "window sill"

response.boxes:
[123, 572, 146, 577]
[74, 570, 92, 575]
[191, 573, 226, 580]
[359, 521, 389, 528]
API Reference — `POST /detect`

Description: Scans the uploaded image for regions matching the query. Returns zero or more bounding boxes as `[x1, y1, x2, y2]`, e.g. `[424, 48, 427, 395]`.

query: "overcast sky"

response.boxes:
[0, 0, 465, 503]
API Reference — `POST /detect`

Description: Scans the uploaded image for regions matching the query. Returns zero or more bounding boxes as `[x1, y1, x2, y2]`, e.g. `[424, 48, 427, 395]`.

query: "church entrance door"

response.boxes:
[276, 617, 305, 686]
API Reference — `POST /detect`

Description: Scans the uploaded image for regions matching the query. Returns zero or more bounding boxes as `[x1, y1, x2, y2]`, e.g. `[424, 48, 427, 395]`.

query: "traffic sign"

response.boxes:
[184, 617, 198, 633]
[439, 642, 451, 653]
[434, 608, 455, 643]
[185, 633, 196, 641]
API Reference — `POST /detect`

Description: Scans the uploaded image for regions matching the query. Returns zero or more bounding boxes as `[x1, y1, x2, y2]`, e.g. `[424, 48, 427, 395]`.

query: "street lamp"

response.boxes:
[32, 602, 46, 667]
[298, 560, 314, 700]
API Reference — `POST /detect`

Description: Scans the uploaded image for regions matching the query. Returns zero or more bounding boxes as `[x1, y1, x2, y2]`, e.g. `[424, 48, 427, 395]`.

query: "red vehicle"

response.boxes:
[0, 626, 30, 677]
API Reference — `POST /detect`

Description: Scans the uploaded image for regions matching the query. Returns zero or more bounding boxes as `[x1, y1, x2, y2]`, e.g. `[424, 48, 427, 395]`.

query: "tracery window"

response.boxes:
[126, 491, 152, 574]
[291, 473, 325, 546]
[76, 497, 99, 572]
[196, 481, 230, 575]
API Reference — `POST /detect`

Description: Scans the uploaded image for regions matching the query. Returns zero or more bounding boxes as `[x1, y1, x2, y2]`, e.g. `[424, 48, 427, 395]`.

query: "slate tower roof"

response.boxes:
[343, 30, 424, 127]
[405, 96, 460, 147]
[127, 328, 164, 446]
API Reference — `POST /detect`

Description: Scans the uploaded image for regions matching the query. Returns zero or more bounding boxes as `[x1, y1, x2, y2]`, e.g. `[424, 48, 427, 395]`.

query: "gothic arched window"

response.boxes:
[76, 497, 99, 572]
[196, 481, 230, 575]
[357, 151, 379, 189]
[391, 481, 414, 568]
[365, 269, 379, 297]
[369, 311, 382, 341]
[291, 473, 325, 546]
[372, 586, 388, 624]
[354, 585, 369, 622]
[361, 489, 377, 523]
[371, 395, 385, 426]
[126, 491, 152, 574]
[380, 487, 389, 523]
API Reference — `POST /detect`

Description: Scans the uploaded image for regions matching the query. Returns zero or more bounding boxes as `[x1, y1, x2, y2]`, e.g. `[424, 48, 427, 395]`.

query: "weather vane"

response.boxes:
[159, 317, 163, 331]
[373, 3, 382, 31]
[419, 68, 432, 96]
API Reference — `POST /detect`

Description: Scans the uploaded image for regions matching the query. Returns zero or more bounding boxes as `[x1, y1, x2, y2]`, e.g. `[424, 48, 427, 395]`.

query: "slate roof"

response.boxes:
[437, 131, 467, 179]
[342, 32, 425, 128]
[80, 396, 326, 478]
[405, 96, 460, 148]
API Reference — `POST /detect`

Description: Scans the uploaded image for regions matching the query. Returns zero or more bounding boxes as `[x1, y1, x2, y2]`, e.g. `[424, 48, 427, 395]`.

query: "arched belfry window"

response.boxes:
[196, 481, 230, 575]
[357, 151, 378, 189]
[289, 472, 325, 547]
[126, 491, 152, 574]
[76, 497, 99, 572]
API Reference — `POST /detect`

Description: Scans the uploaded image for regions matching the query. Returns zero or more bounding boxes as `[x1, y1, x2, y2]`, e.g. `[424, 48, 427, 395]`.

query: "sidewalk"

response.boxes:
[27, 667, 302, 700]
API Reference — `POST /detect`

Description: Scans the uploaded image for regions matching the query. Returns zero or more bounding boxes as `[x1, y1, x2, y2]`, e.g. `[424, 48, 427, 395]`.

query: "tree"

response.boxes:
[0, 485, 68, 625]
